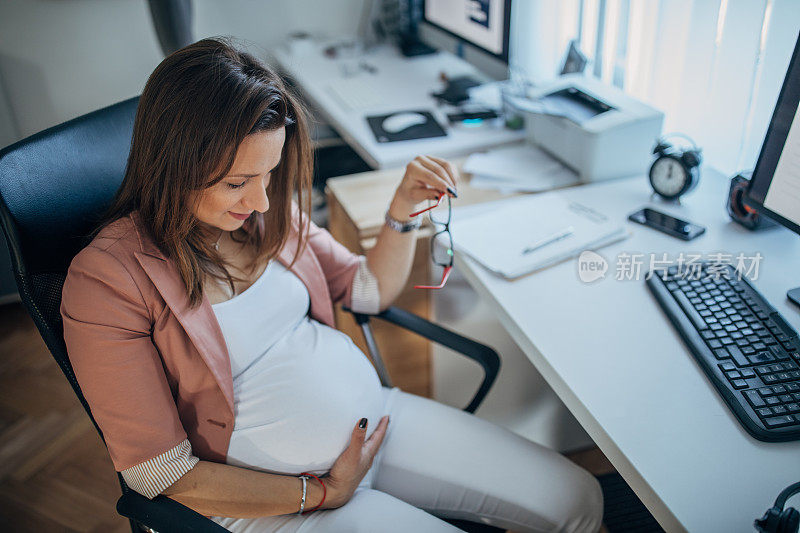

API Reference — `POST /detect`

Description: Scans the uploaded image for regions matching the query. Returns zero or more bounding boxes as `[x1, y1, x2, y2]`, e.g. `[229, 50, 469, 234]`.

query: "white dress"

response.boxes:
[210, 260, 390, 476]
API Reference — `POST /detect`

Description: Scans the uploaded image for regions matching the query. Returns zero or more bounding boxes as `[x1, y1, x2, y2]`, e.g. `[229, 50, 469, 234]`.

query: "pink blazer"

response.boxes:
[60, 210, 362, 473]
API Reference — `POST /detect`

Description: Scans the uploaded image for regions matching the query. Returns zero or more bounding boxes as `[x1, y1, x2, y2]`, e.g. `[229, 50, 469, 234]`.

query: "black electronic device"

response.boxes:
[727, 172, 778, 230]
[649, 133, 703, 200]
[432, 75, 482, 106]
[446, 109, 499, 123]
[422, 0, 512, 63]
[397, 0, 438, 57]
[646, 262, 800, 442]
[755, 481, 800, 533]
[744, 31, 800, 305]
[628, 207, 706, 241]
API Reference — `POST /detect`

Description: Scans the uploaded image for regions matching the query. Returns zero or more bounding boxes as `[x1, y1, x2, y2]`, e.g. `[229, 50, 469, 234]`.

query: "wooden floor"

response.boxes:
[0, 301, 615, 532]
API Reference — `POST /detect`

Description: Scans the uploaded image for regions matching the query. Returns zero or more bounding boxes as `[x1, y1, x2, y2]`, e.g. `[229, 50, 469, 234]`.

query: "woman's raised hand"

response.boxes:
[392, 155, 460, 210]
[322, 415, 390, 509]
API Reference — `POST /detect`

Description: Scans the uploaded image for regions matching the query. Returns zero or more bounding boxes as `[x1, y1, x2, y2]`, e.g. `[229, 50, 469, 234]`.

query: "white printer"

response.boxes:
[522, 74, 664, 183]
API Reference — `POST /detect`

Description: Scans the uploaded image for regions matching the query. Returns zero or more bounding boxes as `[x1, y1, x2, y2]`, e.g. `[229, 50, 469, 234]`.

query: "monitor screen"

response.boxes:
[423, 0, 511, 62]
[747, 32, 800, 235]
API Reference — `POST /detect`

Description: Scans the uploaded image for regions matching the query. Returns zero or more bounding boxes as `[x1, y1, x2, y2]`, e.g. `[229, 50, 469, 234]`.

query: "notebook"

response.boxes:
[448, 192, 629, 279]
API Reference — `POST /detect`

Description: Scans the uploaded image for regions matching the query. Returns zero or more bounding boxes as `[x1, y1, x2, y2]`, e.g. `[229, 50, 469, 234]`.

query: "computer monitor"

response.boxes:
[746, 31, 800, 303]
[422, 0, 511, 63]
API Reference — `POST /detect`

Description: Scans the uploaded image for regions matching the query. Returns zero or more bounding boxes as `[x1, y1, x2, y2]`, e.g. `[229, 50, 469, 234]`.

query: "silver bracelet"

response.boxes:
[298, 475, 308, 514]
[384, 210, 421, 233]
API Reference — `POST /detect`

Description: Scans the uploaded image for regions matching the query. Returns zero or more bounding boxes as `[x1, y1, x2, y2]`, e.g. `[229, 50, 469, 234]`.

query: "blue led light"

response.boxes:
[462, 119, 483, 127]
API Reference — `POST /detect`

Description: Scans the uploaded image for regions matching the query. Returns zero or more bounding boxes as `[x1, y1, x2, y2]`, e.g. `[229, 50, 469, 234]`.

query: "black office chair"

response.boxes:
[0, 97, 500, 532]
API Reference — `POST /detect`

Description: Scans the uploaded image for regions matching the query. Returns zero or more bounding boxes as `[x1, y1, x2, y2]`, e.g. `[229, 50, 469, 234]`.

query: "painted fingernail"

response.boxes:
[359, 418, 368, 429]
[446, 186, 458, 198]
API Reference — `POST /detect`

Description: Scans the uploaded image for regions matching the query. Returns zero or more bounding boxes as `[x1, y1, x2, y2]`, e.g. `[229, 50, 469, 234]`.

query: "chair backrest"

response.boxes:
[0, 96, 138, 420]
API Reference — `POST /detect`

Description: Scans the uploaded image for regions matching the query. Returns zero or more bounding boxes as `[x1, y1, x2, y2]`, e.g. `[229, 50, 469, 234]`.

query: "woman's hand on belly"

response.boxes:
[322, 415, 390, 509]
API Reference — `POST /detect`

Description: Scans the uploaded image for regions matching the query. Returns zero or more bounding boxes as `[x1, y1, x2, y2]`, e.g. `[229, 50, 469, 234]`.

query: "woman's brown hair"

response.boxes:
[92, 37, 313, 308]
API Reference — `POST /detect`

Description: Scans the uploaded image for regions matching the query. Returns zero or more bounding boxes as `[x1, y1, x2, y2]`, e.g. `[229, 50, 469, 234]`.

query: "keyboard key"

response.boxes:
[714, 348, 729, 360]
[725, 370, 742, 380]
[741, 368, 756, 379]
[708, 339, 723, 349]
[727, 345, 749, 367]
[764, 375, 779, 384]
[773, 386, 788, 394]
[757, 407, 773, 418]
[786, 403, 800, 413]
[732, 379, 749, 389]
[787, 383, 800, 392]
[773, 405, 788, 415]
[746, 390, 766, 407]
[764, 415, 795, 428]
[759, 387, 775, 397]
[766, 397, 781, 406]
[770, 345, 790, 361]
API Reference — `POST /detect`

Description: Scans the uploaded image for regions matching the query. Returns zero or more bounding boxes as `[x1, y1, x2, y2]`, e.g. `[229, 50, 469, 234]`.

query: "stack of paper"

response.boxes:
[464, 144, 581, 193]
[448, 192, 628, 279]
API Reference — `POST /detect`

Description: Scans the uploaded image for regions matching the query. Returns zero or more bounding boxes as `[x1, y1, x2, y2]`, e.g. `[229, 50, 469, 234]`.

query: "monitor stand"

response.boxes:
[399, 33, 437, 57]
[788, 287, 800, 308]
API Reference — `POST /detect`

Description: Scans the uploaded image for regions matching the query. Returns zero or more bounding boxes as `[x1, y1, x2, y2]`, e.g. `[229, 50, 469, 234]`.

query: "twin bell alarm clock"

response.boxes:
[649, 133, 703, 200]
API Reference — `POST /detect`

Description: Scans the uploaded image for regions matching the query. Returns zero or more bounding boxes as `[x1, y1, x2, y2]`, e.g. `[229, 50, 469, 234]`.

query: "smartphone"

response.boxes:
[628, 207, 706, 241]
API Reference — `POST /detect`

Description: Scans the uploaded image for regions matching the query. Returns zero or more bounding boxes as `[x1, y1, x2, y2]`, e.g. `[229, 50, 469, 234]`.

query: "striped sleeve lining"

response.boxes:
[120, 439, 199, 499]
[350, 255, 381, 315]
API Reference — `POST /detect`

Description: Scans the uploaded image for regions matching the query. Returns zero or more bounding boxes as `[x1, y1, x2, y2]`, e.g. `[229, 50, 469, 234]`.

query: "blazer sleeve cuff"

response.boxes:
[349, 256, 380, 315]
[120, 438, 199, 499]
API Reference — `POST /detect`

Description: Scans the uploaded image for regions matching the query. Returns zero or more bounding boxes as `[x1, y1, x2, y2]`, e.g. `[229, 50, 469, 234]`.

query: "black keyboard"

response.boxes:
[647, 262, 800, 442]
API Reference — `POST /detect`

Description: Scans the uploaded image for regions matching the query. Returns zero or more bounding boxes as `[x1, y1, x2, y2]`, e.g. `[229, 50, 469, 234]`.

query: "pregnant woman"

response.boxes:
[60, 38, 602, 532]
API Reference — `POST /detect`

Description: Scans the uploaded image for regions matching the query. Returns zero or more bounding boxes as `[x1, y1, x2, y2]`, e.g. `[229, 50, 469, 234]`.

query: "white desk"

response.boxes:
[451, 169, 800, 532]
[271, 43, 525, 169]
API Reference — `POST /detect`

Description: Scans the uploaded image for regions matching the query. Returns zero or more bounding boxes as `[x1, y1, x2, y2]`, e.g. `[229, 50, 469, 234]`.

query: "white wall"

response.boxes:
[0, 0, 366, 144]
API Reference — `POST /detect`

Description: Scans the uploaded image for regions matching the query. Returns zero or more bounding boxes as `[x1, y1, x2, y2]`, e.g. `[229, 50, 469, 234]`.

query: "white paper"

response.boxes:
[464, 144, 581, 192]
[448, 192, 628, 279]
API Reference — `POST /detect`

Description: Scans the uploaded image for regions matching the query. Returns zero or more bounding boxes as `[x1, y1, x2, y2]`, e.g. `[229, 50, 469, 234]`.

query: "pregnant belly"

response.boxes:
[225, 319, 385, 475]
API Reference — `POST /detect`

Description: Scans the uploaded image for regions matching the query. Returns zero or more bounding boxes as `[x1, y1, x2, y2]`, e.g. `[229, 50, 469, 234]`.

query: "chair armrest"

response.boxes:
[116, 491, 230, 532]
[343, 306, 500, 413]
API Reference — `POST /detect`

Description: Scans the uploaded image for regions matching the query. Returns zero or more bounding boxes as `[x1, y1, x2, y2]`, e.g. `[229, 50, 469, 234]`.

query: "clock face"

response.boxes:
[650, 156, 688, 198]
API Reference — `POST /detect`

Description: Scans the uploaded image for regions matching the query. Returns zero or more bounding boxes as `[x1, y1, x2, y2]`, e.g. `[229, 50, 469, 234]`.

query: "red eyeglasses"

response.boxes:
[411, 193, 453, 290]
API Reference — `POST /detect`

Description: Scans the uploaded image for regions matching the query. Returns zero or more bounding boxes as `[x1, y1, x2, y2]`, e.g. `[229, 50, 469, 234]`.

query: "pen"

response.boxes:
[522, 226, 574, 255]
